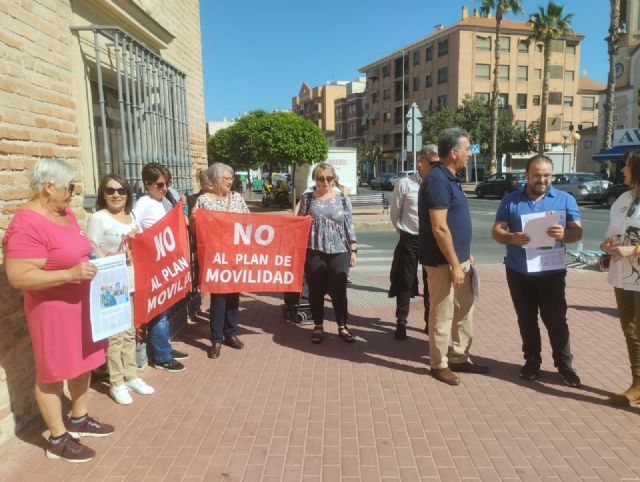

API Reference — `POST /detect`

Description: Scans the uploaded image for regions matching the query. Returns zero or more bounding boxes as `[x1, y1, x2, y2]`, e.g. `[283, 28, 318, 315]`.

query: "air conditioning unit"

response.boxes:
[544, 143, 552, 151]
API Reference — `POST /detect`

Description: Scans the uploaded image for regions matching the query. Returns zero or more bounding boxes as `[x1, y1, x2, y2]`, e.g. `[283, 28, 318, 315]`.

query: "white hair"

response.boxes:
[30, 158, 75, 191]
[207, 162, 234, 181]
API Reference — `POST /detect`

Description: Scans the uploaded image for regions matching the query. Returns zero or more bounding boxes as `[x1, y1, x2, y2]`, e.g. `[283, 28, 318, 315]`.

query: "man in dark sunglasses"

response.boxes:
[389, 145, 439, 340]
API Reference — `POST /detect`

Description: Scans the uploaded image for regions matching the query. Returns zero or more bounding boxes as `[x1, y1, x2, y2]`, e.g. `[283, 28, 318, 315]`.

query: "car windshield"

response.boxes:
[576, 173, 600, 182]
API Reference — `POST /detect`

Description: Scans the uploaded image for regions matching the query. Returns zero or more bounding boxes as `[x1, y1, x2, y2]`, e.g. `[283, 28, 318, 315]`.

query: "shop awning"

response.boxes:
[592, 145, 640, 161]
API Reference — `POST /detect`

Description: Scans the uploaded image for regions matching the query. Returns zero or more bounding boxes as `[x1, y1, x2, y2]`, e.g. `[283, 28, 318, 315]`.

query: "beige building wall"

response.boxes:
[292, 81, 347, 136]
[0, 0, 206, 447]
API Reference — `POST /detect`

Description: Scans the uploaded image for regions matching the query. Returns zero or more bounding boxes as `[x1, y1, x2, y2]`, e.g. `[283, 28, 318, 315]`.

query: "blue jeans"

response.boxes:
[210, 293, 239, 343]
[148, 311, 172, 363]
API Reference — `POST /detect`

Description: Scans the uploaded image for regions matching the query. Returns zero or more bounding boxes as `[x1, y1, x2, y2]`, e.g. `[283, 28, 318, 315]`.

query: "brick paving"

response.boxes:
[0, 263, 639, 481]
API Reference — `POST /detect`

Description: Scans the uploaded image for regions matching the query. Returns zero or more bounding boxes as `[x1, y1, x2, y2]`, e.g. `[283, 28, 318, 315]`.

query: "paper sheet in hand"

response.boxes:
[521, 212, 559, 248]
[470, 265, 480, 303]
[89, 253, 132, 341]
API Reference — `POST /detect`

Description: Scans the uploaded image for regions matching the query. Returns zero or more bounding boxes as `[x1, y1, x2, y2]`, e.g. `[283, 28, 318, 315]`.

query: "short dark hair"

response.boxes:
[95, 173, 133, 214]
[625, 150, 640, 187]
[141, 162, 172, 187]
[438, 127, 469, 159]
[526, 154, 553, 172]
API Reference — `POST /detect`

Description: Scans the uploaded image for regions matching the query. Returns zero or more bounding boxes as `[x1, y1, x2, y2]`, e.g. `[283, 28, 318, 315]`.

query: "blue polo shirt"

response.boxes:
[418, 164, 472, 266]
[495, 186, 581, 275]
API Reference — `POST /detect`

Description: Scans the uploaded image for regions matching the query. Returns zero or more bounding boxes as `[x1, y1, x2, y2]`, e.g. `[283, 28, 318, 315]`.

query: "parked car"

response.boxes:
[551, 172, 612, 203]
[389, 171, 416, 188]
[604, 183, 631, 208]
[475, 171, 526, 198]
[371, 173, 394, 190]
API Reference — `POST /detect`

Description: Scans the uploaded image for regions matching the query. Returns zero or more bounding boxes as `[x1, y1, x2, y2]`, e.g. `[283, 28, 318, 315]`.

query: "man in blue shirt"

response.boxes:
[492, 154, 583, 387]
[419, 127, 488, 386]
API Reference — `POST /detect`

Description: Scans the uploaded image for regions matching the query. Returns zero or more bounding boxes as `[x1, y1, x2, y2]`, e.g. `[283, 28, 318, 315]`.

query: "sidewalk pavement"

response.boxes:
[1, 265, 639, 481]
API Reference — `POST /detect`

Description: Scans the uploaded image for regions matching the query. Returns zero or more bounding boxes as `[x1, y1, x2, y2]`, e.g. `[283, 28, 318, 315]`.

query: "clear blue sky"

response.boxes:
[200, 0, 611, 120]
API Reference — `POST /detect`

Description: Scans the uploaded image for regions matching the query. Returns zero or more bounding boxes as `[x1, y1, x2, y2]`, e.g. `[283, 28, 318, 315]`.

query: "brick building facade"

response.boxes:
[0, 0, 206, 447]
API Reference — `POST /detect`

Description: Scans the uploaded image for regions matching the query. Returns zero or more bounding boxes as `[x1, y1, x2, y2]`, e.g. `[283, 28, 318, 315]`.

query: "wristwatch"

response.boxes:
[351, 248, 358, 253]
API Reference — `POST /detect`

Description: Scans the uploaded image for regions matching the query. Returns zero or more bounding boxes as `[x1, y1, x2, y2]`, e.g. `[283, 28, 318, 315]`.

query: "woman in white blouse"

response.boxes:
[193, 163, 249, 359]
[86, 174, 155, 405]
[601, 150, 640, 406]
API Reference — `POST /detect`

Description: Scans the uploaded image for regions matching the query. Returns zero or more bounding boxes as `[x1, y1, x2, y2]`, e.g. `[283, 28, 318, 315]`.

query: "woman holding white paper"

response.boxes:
[86, 174, 154, 405]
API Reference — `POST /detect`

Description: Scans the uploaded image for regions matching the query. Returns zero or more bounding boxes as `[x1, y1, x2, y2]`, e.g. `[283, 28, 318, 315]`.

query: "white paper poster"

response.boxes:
[89, 253, 132, 341]
[522, 210, 567, 273]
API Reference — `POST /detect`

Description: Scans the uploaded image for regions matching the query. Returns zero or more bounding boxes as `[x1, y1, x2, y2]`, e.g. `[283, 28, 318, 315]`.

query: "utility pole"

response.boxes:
[400, 50, 405, 171]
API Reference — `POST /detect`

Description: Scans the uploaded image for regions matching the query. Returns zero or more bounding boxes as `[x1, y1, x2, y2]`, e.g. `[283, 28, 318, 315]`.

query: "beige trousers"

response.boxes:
[107, 326, 138, 386]
[425, 260, 474, 369]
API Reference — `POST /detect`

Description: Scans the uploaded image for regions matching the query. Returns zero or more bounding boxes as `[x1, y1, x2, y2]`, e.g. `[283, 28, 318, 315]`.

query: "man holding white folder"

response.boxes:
[492, 154, 583, 387]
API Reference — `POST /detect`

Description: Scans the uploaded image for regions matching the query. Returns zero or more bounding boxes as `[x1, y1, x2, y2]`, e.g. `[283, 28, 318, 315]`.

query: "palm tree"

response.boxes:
[480, 0, 524, 174]
[528, 1, 574, 154]
[604, 0, 621, 151]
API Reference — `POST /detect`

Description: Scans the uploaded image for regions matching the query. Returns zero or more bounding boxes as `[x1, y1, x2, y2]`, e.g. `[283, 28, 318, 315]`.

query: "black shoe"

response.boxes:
[520, 361, 540, 380]
[558, 366, 581, 388]
[155, 358, 185, 372]
[209, 343, 222, 359]
[394, 323, 407, 340]
[171, 349, 189, 360]
[224, 336, 244, 350]
[449, 361, 489, 374]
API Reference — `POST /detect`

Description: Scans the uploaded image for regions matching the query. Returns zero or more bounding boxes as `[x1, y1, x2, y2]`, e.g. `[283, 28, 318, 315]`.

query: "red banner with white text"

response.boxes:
[194, 211, 311, 294]
[132, 201, 192, 325]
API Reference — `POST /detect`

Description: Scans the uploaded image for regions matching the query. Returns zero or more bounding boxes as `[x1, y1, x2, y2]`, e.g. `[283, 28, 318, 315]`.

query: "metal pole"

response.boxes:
[93, 30, 111, 173]
[401, 49, 405, 171]
[114, 32, 129, 178]
[474, 154, 478, 185]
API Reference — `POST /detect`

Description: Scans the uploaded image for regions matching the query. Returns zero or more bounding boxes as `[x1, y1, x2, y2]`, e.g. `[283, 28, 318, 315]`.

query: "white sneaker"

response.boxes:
[110, 384, 133, 405]
[125, 377, 155, 395]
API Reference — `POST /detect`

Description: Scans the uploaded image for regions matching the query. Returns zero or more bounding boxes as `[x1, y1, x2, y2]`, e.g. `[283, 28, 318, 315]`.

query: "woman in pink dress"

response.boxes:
[4, 159, 114, 463]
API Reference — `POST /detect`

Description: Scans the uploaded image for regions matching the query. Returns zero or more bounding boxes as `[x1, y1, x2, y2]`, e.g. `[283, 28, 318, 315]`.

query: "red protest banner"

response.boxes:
[194, 211, 311, 294]
[132, 201, 192, 325]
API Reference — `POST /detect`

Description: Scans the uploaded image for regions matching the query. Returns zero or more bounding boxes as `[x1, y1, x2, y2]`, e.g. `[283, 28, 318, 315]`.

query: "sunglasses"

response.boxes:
[104, 187, 128, 196]
[67, 183, 75, 194]
[152, 181, 169, 189]
[316, 176, 334, 183]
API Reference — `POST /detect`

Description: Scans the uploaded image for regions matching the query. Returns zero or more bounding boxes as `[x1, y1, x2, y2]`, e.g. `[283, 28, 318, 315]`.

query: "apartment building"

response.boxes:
[358, 6, 601, 165]
[335, 78, 367, 147]
[292, 81, 348, 139]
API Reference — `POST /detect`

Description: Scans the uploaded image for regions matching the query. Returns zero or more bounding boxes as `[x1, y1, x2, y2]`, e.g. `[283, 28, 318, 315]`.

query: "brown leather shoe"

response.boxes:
[224, 336, 244, 350]
[449, 361, 489, 374]
[431, 367, 460, 385]
[610, 382, 640, 406]
[209, 343, 222, 359]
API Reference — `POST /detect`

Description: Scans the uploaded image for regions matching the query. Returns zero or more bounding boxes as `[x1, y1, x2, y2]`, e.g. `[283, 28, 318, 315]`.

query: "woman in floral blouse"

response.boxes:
[297, 163, 357, 344]
[194, 163, 249, 359]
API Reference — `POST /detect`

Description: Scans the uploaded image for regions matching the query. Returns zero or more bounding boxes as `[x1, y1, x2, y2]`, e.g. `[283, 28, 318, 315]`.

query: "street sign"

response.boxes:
[470, 144, 480, 155]
[407, 134, 422, 151]
[406, 102, 422, 135]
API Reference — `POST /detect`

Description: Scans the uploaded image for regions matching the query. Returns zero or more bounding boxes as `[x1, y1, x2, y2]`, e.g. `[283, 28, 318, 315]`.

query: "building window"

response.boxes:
[498, 36, 510, 52]
[476, 63, 490, 80]
[515, 120, 526, 130]
[518, 39, 528, 53]
[517, 65, 528, 81]
[371, 92, 378, 104]
[498, 93, 508, 108]
[582, 96, 595, 111]
[477, 36, 491, 52]
[536, 44, 543, 53]
[383, 133, 390, 145]
[382, 65, 390, 77]
[549, 65, 563, 79]
[549, 92, 562, 105]
[581, 121, 594, 130]
[475, 92, 490, 104]
[394, 132, 402, 148]
[562, 121, 572, 134]
[533, 95, 541, 106]
[413, 76, 419, 91]
[394, 106, 403, 125]
[425, 74, 432, 88]
[534, 68, 542, 80]
[437, 67, 448, 84]
[437, 95, 447, 107]
[566, 43, 576, 55]
[394, 56, 406, 78]
[383, 89, 390, 100]
[383, 111, 391, 123]
[413, 51, 420, 66]
[550, 38, 564, 52]
[499, 65, 509, 81]
[563, 96, 573, 107]
[516, 93, 527, 109]
[564, 70, 575, 82]
[438, 39, 448, 57]
[425, 46, 432, 62]
[394, 81, 407, 101]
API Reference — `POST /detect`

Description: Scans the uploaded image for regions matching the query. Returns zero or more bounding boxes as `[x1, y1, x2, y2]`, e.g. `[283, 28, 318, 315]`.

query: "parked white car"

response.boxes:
[389, 171, 416, 188]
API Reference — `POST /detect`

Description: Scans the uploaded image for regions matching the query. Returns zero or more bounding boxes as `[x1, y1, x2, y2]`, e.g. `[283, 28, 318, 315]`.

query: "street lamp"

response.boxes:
[570, 131, 581, 172]
[562, 134, 569, 173]
[400, 50, 406, 171]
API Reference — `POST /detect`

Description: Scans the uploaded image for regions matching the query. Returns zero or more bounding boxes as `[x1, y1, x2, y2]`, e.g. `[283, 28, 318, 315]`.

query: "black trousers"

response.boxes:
[305, 249, 350, 326]
[506, 268, 573, 368]
[389, 231, 429, 324]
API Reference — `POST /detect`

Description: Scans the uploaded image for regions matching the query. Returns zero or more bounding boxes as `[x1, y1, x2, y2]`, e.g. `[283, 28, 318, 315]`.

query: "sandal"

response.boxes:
[338, 325, 355, 343]
[311, 325, 324, 344]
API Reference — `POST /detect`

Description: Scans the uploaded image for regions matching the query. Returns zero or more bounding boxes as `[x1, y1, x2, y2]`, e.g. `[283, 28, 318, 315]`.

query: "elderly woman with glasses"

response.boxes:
[86, 174, 155, 405]
[193, 162, 249, 359]
[297, 162, 357, 344]
[4, 158, 114, 463]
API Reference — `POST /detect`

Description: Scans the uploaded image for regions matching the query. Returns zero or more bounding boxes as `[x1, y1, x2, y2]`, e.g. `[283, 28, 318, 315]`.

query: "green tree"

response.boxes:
[480, 0, 524, 173]
[604, 0, 621, 150]
[528, 1, 574, 153]
[355, 141, 383, 177]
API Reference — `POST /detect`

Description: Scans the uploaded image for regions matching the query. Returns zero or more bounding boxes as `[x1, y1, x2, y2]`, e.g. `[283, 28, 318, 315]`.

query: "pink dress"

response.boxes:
[3, 208, 107, 383]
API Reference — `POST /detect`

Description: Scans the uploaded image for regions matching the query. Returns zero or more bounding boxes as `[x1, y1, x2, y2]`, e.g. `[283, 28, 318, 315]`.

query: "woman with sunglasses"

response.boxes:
[4, 158, 114, 463]
[86, 174, 155, 405]
[601, 150, 640, 406]
[297, 163, 357, 344]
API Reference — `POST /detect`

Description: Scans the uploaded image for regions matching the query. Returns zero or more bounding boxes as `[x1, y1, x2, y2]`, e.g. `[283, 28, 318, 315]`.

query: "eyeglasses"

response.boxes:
[104, 187, 128, 196]
[221, 176, 234, 182]
[419, 157, 438, 166]
[316, 176, 334, 183]
[67, 183, 75, 194]
[153, 182, 169, 189]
